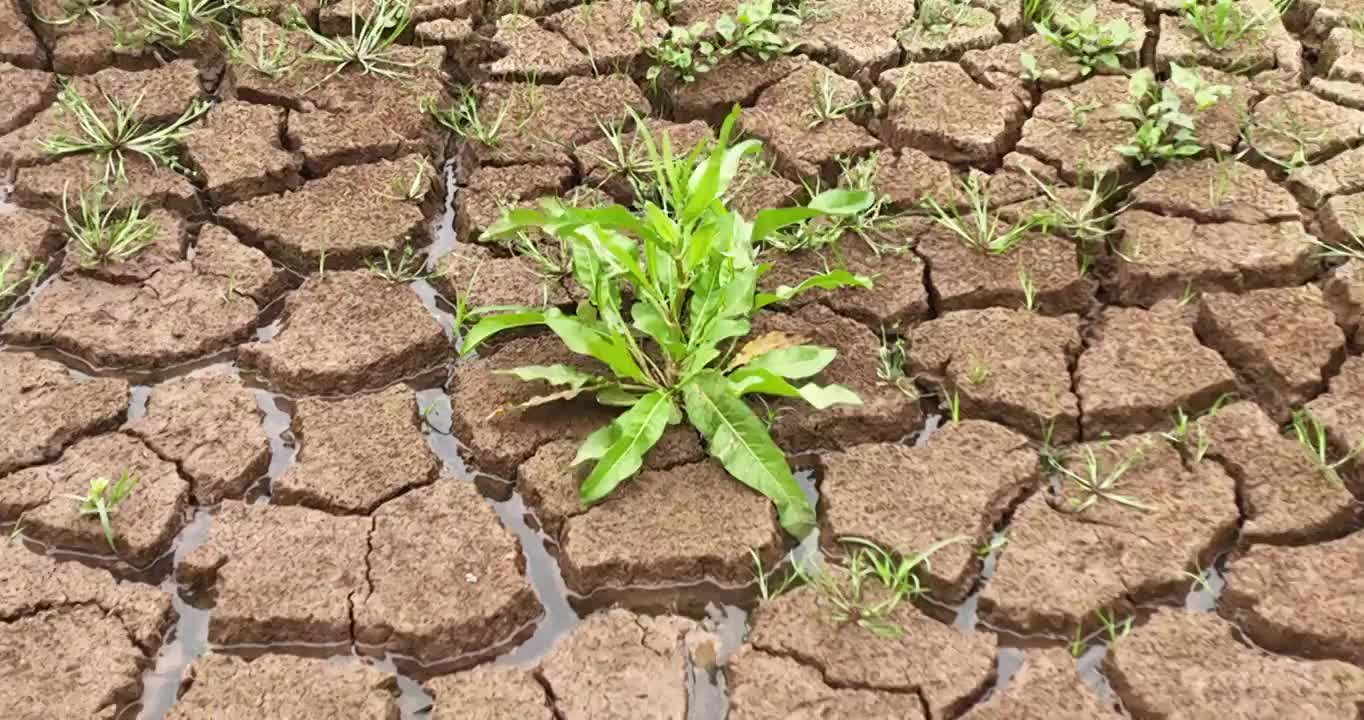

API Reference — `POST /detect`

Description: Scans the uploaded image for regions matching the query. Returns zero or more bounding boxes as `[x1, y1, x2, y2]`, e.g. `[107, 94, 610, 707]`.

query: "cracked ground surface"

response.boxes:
[2, 0, 1364, 717]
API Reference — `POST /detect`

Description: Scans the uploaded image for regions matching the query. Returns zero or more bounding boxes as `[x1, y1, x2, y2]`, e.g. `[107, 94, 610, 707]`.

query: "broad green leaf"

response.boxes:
[682, 106, 747, 223]
[727, 367, 862, 409]
[596, 386, 644, 407]
[544, 308, 650, 384]
[482, 206, 550, 240]
[745, 345, 836, 379]
[754, 269, 873, 309]
[632, 300, 684, 360]
[750, 189, 874, 245]
[460, 310, 545, 355]
[726, 331, 811, 370]
[573, 422, 619, 465]
[495, 364, 604, 389]
[683, 371, 815, 538]
[808, 188, 875, 215]
[580, 390, 674, 503]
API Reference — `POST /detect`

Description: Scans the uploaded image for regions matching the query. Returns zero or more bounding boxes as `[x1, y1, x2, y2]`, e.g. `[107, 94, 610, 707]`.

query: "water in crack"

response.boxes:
[688, 603, 748, 720]
[1184, 560, 1227, 612]
[410, 279, 458, 342]
[128, 385, 152, 421]
[426, 158, 460, 263]
[250, 388, 295, 499]
[134, 509, 213, 720]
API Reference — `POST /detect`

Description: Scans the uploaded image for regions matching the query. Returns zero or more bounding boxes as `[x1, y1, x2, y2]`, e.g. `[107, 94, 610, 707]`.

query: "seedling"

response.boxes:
[1161, 396, 1229, 462]
[461, 108, 874, 537]
[509, 229, 571, 279]
[1242, 112, 1324, 171]
[1036, 6, 1143, 76]
[749, 548, 800, 600]
[1019, 265, 1038, 311]
[1303, 227, 1364, 263]
[223, 22, 298, 79]
[1094, 608, 1133, 644]
[1115, 65, 1229, 166]
[1018, 52, 1059, 83]
[1182, 564, 1215, 594]
[295, 0, 420, 87]
[1060, 97, 1100, 129]
[423, 90, 511, 148]
[646, 0, 798, 86]
[6, 522, 23, 542]
[586, 120, 662, 204]
[774, 156, 906, 256]
[67, 471, 139, 552]
[965, 356, 990, 385]
[62, 184, 158, 268]
[0, 255, 46, 316]
[40, 86, 208, 182]
[923, 175, 1043, 255]
[126, 0, 239, 48]
[366, 246, 434, 282]
[1027, 170, 1124, 257]
[386, 157, 431, 201]
[1050, 444, 1156, 513]
[1180, 0, 1291, 51]
[876, 330, 918, 400]
[1289, 409, 1363, 485]
[791, 536, 966, 637]
[943, 386, 962, 424]
[805, 73, 871, 129]
[1023, 0, 1052, 24]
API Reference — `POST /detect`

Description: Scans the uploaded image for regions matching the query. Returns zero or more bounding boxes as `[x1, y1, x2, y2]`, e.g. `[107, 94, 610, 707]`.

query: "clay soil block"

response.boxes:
[983, 433, 1239, 634]
[1196, 286, 1347, 422]
[126, 370, 270, 505]
[1249, 91, 1364, 164]
[0, 207, 63, 299]
[14, 153, 199, 216]
[1304, 355, 1364, 495]
[1015, 76, 1132, 184]
[727, 646, 926, 720]
[545, 0, 667, 75]
[3, 432, 190, 566]
[178, 500, 369, 646]
[1105, 609, 1364, 717]
[908, 308, 1082, 442]
[1221, 531, 1364, 666]
[958, 648, 1120, 719]
[1288, 144, 1364, 207]
[356, 480, 541, 663]
[166, 654, 398, 719]
[758, 235, 929, 333]
[239, 271, 447, 396]
[747, 584, 995, 718]
[917, 222, 1097, 316]
[0, 352, 126, 476]
[557, 459, 783, 595]
[183, 100, 303, 206]
[899, 6, 1002, 64]
[1155, 8, 1301, 75]
[218, 155, 431, 272]
[0, 63, 56, 135]
[1321, 259, 1364, 346]
[1129, 159, 1300, 224]
[879, 62, 1027, 165]
[1075, 306, 1237, 439]
[820, 420, 1038, 601]
[190, 225, 292, 305]
[274, 385, 440, 513]
[792, 0, 915, 76]
[667, 55, 801, 124]
[0, 0, 43, 68]
[426, 666, 554, 720]
[454, 163, 573, 243]
[433, 243, 574, 311]
[483, 13, 592, 79]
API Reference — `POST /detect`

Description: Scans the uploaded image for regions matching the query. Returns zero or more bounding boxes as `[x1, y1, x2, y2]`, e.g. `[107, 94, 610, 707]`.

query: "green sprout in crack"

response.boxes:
[223, 22, 298, 79]
[34, 0, 111, 26]
[923, 175, 1043, 256]
[1180, 0, 1291, 51]
[965, 355, 990, 386]
[1022, 0, 1052, 25]
[749, 548, 801, 601]
[1035, 5, 1144, 77]
[1027, 170, 1125, 266]
[1115, 65, 1229, 166]
[876, 329, 918, 401]
[0, 255, 47, 318]
[62, 183, 158, 268]
[41, 87, 208, 183]
[1242, 111, 1325, 171]
[776, 156, 908, 256]
[787, 536, 967, 638]
[1019, 264, 1038, 311]
[1049, 443, 1156, 514]
[1303, 226, 1364, 264]
[1289, 409, 1364, 485]
[66, 471, 139, 552]
[423, 89, 512, 148]
[1095, 608, 1134, 643]
[1161, 395, 1230, 463]
[804, 73, 871, 129]
[942, 384, 962, 424]
[123, 0, 241, 49]
[386, 156, 432, 201]
[366, 245, 435, 283]
[295, 0, 419, 87]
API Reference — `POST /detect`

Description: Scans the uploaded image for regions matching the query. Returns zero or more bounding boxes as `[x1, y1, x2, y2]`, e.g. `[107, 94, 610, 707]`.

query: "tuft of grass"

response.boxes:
[1019, 265, 1038, 311]
[790, 536, 967, 637]
[125, 0, 240, 49]
[1303, 226, 1364, 263]
[1095, 607, 1134, 643]
[805, 73, 871, 129]
[965, 356, 990, 385]
[294, 0, 419, 87]
[0, 255, 47, 317]
[1036, 5, 1143, 76]
[749, 548, 801, 601]
[386, 156, 432, 201]
[1161, 395, 1230, 462]
[1180, 0, 1291, 51]
[943, 385, 962, 424]
[1022, 0, 1052, 24]
[40, 86, 208, 182]
[1289, 409, 1363, 485]
[223, 22, 298, 79]
[423, 89, 512, 148]
[62, 183, 158, 268]
[366, 245, 434, 282]
[1049, 443, 1156, 514]
[876, 330, 918, 400]
[923, 175, 1042, 255]
[66, 471, 139, 552]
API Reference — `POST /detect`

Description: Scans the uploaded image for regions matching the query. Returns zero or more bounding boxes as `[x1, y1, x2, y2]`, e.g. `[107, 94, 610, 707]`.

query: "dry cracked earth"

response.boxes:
[2, 0, 1364, 717]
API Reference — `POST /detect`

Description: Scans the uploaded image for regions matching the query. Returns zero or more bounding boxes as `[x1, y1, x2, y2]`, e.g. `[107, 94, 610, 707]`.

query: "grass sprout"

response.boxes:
[0, 255, 47, 316]
[62, 184, 158, 268]
[923, 175, 1041, 255]
[1161, 395, 1230, 462]
[387, 157, 432, 201]
[296, 0, 419, 87]
[223, 22, 298, 79]
[40, 86, 207, 182]
[1050, 444, 1156, 514]
[66, 471, 139, 552]
[1289, 409, 1363, 485]
[749, 548, 801, 600]
[366, 245, 434, 282]
[1180, 0, 1291, 51]
[805, 73, 871, 129]
[423, 89, 512, 148]
[129, 0, 239, 48]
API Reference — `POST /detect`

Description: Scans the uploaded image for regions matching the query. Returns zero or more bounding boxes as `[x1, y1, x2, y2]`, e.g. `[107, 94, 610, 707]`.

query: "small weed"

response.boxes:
[66, 471, 139, 552]
[1019, 265, 1038, 311]
[1069, 625, 1087, 656]
[749, 548, 800, 601]
[223, 22, 297, 79]
[965, 356, 990, 385]
[124, 0, 240, 49]
[295, 0, 419, 87]
[1095, 608, 1133, 643]
[7, 522, 23, 542]
[509, 229, 572, 279]
[1241, 111, 1324, 171]
[923, 175, 1042, 255]
[366, 246, 433, 282]
[1115, 65, 1229, 166]
[387, 157, 431, 201]
[1180, 0, 1291, 51]
[1018, 52, 1059, 83]
[0, 255, 46, 316]
[1303, 227, 1364, 263]
[1028, 170, 1124, 251]
[1036, 6, 1143, 76]
[646, 0, 798, 86]
[423, 90, 511, 148]
[1022, 0, 1052, 24]
[1050, 443, 1156, 514]
[805, 73, 871, 129]
[41, 86, 208, 182]
[1289, 409, 1363, 485]
[943, 385, 962, 424]
[62, 184, 158, 268]
[1160, 395, 1229, 462]
[1060, 97, 1100, 129]
[876, 330, 919, 401]
[792, 536, 966, 637]
[1176, 281, 1198, 306]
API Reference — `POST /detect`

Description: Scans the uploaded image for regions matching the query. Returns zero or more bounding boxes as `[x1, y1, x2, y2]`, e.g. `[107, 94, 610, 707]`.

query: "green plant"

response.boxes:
[1242, 112, 1324, 171]
[1018, 52, 1059, 83]
[1019, 265, 1038, 311]
[749, 548, 800, 600]
[460, 109, 873, 536]
[876, 330, 918, 400]
[943, 385, 961, 424]
[1183, 564, 1215, 594]
[965, 356, 990, 385]
[1289, 409, 1363, 485]
[646, 0, 798, 86]
[805, 73, 871, 129]
[34, 0, 110, 25]
[1161, 395, 1229, 462]
[1115, 65, 1229, 166]
[791, 536, 966, 637]
[66, 471, 139, 552]
[366, 246, 434, 282]
[40, 86, 208, 181]
[1050, 443, 1156, 513]
[1095, 608, 1133, 643]
[387, 157, 431, 201]
[771, 156, 905, 255]
[1036, 6, 1143, 76]
[1179, 0, 1291, 51]
[1060, 97, 1100, 128]
[1023, 0, 1052, 24]
[125, 0, 239, 48]
[223, 22, 297, 79]
[295, 0, 419, 87]
[923, 176, 1042, 255]
[423, 90, 512, 148]
[1303, 227, 1364, 263]
[0, 255, 46, 316]
[62, 184, 158, 268]
[1027, 171, 1124, 258]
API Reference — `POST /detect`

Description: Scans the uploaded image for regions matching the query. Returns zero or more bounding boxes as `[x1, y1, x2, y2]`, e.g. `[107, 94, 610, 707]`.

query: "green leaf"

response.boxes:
[580, 390, 674, 503]
[727, 367, 862, 409]
[460, 310, 546, 355]
[754, 269, 873, 309]
[573, 422, 619, 466]
[544, 308, 650, 384]
[744, 345, 836, 379]
[495, 364, 605, 389]
[683, 371, 815, 537]
[632, 300, 684, 360]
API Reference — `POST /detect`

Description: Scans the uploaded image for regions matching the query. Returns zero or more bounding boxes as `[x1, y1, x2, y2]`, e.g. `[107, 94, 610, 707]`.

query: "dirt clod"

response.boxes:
[0, 352, 127, 476]
[727, 646, 926, 720]
[426, 666, 554, 720]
